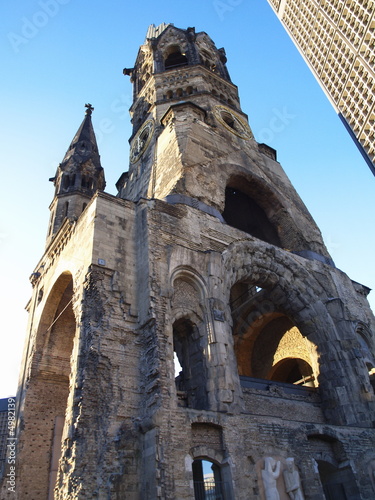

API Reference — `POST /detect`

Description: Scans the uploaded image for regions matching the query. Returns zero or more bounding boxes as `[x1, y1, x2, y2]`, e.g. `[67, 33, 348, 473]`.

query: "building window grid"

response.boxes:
[278, 0, 375, 166]
[284, 2, 319, 51]
[269, 0, 281, 9]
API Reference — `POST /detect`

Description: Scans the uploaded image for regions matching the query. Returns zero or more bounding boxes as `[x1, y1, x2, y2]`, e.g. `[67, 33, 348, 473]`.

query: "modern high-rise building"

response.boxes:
[6, 23, 375, 500]
[266, 0, 375, 175]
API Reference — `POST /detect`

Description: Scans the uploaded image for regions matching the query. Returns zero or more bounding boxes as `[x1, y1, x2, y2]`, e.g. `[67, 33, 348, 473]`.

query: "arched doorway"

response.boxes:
[193, 459, 225, 500]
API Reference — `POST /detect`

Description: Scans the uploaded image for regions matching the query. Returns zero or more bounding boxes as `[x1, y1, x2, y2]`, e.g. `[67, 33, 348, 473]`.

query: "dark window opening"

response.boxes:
[81, 176, 93, 189]
[63, 175, 70, 190]
[317, 461, 360, 500]
[222, 112, 235, 130]
[82, 203, 87, 213]
[173, 318, 208, 410]
[165, 47, 188, 69]
[193, 459, 225, 500]
[222, 187, 281, 246]
[64, 201, 69, 217]
[48, 211, 55, 236]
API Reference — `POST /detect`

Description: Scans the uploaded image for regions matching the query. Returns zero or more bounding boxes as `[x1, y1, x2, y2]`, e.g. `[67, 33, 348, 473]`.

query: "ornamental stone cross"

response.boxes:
[85, 103, 94, 115]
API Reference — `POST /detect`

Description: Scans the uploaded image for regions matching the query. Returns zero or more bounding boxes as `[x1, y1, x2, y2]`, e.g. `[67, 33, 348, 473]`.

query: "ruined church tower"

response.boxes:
[11, 24, 375, 500]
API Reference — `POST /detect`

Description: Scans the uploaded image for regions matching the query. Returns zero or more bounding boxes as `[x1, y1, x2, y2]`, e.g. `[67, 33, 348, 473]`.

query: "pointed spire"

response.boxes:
[46, 104, 106, 243]
[60, 103, 101, 172]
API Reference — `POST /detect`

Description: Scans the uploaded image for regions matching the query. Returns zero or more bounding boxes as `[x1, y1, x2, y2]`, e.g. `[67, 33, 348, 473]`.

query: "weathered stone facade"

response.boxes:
[6, 24, 375, 499]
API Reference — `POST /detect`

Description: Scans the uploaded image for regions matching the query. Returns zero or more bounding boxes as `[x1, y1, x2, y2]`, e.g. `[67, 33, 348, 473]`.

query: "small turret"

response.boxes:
[46, 104, 105, 244]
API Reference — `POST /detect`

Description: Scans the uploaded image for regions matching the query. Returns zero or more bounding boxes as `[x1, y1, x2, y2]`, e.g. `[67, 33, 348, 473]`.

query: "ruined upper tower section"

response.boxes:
[118, 24, 333, 261]
[123, 24, 238, 136]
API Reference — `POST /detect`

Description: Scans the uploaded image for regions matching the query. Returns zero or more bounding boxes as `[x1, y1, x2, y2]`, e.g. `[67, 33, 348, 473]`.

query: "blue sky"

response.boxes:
[1, 0, 374, 398]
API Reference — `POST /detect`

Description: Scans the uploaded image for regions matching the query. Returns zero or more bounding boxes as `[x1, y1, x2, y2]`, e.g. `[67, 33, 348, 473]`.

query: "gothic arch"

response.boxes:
[34, 271, 76, 355]
[170, 268, 209, 410]
[164, 44, 188, 69]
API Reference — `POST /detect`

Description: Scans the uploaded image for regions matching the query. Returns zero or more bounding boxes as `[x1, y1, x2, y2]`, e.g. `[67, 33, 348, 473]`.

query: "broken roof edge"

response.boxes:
[145, 23, 173, 41]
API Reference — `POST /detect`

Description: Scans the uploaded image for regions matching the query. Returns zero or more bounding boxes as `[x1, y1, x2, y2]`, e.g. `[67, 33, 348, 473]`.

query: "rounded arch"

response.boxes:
[219, 168, 327, 255]
[269, 358, 314, 385]
[307, 433, 361, 499]
[35, 271, 75, 351]
[230, 282, 319, 385]
[170, 266, 207, 296]
[23, 271, 77, 498]
[164, 44, 188, 69]
[223, 240, 336, 344]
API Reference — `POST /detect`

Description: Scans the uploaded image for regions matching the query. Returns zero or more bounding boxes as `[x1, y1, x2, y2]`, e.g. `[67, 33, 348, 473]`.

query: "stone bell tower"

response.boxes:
[11, 24, 375, 500]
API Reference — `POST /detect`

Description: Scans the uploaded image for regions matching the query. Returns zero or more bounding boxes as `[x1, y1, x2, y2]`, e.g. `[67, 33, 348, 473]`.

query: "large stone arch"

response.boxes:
[222, 240, 373, 426]
[223, 240, 335, 345]
[18, 271, 78, 500]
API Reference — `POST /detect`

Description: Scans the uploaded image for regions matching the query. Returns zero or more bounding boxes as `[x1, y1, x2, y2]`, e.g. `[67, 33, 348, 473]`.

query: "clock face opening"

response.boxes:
[130, 119, 155, 163]
[214, 105, 253, 140]
[221, 111, 236, 130]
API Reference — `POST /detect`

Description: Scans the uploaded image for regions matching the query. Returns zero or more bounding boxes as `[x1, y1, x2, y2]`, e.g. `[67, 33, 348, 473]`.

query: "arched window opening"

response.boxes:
[308, 435, 360, 500]
[166, 90, 174, 99]
[63, 175, 70, 190]
[193, 459, 225, 500]
[81, 175, 93, 189]
[186, 86, 193, 95]
[70, 174, 76, 187]
[173, 318, 208, 410]
[164, 46, 188, 69]
[223, 187, 281, 247]
[230, 281, 318, 389]
[176, 87, 183, 97]
[138, 78, 145, 92]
